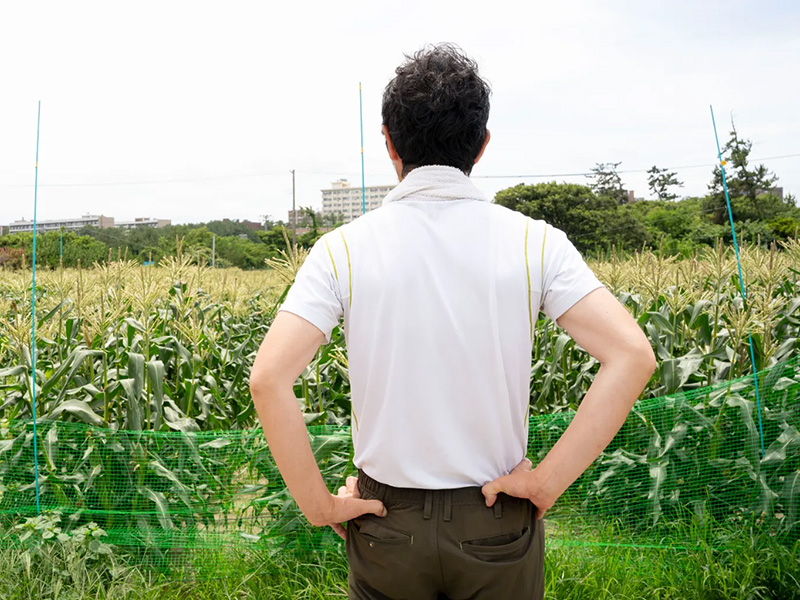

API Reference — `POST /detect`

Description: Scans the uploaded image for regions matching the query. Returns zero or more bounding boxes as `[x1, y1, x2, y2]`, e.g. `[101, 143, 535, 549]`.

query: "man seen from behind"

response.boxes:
[249, 44, 657, 600]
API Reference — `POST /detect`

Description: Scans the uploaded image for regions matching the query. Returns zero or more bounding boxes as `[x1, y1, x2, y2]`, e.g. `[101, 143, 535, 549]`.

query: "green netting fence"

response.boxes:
[1, 356, 798, 573]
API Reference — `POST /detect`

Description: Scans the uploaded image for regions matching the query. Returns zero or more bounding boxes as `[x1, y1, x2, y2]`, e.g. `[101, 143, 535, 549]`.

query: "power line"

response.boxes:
[0, 171, 288, 188]
[473, 153, 800, 180]
[0, 153, 797, 188]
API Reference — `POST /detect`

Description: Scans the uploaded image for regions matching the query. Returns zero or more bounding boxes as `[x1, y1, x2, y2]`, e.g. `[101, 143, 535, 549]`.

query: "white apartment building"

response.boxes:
[321, 179, 395, 224]
[8, 214, 115, 234]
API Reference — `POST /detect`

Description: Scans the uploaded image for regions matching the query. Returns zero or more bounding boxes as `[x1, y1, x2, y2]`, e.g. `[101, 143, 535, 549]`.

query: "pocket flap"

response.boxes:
[356, 518, 413, 545]
[460, 526, 532, 562]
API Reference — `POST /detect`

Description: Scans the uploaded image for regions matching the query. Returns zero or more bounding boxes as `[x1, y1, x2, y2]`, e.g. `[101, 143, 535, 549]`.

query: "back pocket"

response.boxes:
[460, 524, 533, 563]
[353, 517, 413, 546]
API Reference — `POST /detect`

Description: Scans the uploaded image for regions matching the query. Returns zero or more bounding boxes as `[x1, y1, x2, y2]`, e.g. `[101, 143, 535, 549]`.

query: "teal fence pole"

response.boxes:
[709, 105, 766, 458]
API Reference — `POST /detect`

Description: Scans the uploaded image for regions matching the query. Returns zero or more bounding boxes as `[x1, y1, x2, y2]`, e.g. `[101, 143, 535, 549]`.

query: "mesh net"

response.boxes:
[1, 356, 798, 573]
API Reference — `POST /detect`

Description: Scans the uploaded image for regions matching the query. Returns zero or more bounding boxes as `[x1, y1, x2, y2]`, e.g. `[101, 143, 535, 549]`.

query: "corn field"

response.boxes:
[0, 240, 798, 556]
[0, 256, 287, 431]
[0, 240, 798, 426]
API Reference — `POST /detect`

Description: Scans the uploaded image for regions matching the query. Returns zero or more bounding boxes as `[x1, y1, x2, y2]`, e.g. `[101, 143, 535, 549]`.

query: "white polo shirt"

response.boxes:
[279, 165, 603, 489]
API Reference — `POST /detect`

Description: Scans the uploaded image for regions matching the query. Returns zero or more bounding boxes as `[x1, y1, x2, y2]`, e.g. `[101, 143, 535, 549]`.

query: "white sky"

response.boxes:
[1, 1, 798, 227]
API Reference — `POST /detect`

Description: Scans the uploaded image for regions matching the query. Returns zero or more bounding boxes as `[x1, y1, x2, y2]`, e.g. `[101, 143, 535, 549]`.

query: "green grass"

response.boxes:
[1, 525, 797, 600]
[545, 537, 799, 600]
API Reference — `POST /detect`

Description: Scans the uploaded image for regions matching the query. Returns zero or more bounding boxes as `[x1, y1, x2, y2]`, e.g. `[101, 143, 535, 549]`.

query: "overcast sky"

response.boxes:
[1, 1, 798, 228]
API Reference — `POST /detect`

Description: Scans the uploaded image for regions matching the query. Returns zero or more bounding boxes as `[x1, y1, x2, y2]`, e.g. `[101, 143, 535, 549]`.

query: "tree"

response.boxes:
[647, 166, 683, 201]
[321, 211, 344, 227]
[494, 182, 648, 253]
[302, 207, 319, 236]
[623, 197, 726, 256]
[0, 247, 25, 269]
[256, 226, 291, 254]
[587, 162, 627, 205]
[215, 235, 272, 269]
[769, 216, 800, 240]
[706, 121, 782, 224]
[0, 231, 106, 268]
[205, 219, 261, 242]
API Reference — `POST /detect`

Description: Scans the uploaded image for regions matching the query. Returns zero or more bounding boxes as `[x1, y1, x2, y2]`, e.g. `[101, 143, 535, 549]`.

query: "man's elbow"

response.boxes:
[602, 337, 656, 377]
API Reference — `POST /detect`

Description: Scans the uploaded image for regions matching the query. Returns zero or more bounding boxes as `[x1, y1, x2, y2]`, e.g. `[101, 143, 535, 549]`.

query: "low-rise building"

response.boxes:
[5, 214, 171, 234]
[8, 214, 115, 234]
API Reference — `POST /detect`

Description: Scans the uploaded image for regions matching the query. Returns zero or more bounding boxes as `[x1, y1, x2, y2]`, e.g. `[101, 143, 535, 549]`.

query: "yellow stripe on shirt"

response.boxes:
[541, 224, 548, 295]
[525, 220, 533, 341]
[324, 237, 339, 283]
[340, 231, 353, 308]
[338, 231, 355, 426]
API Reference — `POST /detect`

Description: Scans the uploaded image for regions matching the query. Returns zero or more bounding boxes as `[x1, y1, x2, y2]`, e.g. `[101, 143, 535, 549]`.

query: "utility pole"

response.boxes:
[291, 169, 296, 247]
[211, 233, 216, 268]
[359, 82, 366, 214]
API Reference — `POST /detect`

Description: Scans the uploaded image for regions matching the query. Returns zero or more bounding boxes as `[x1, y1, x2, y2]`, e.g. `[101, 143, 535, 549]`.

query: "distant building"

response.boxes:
[5, 214, 171, 234]
[0, 225, 8, 235]
[115, 217, 171, 229]
[222, 218, 262, 231]
[321, 179, 395, 224]
[8, 214, 115, 234]
[767, 187, 784, 201]
[287, 209, 312, 229]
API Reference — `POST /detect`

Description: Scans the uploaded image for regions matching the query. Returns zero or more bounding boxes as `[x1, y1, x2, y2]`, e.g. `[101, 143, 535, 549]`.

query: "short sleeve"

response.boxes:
[540, 226, 604, 321]
[278, 237, 344, 342]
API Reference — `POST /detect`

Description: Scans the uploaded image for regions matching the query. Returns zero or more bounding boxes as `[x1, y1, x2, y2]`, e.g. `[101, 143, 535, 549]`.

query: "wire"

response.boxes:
[474, 153, 800, 179]
[0, 153, 796, 188]
[0, 171, 288, 188]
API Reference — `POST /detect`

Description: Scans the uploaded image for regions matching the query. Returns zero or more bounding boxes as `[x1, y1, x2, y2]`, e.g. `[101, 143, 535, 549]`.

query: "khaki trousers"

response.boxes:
[346, 470, 545, 600]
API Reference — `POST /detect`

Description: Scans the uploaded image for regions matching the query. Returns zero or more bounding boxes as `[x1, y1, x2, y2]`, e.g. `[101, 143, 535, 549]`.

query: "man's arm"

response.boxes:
[249, 311, 386, 538]
[482, 288, 657, 518]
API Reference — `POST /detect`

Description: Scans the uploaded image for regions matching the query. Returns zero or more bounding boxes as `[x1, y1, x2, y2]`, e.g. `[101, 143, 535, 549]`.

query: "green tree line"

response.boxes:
[496, 127, 798, 255]
[0, 219, 326, 270]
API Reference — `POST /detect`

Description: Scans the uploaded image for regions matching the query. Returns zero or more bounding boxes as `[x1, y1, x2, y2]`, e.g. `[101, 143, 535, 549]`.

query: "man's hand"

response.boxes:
[481, 459, 552, 520]
[324, 483, 386, 540]
[483, 288, 656, 522]
[251, 313, 387, 540]
[337, 475, 361, 500]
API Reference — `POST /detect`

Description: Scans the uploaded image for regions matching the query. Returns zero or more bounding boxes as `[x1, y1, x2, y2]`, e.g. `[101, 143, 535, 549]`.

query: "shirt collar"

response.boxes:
[382, 165, 490, 205]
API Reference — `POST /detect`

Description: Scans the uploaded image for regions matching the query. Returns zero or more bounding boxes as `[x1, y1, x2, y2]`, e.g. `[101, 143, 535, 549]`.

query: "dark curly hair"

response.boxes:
[382, 44, 491, 176]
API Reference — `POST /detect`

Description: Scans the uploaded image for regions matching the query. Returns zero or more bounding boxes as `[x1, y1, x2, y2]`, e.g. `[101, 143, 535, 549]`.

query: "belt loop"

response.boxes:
[493, 497, 502, 519]
[359, 469, 387, 503]
[443, 490, 452, 522]
[423, 491, 433, 520]
[377, 481, 388, 503]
